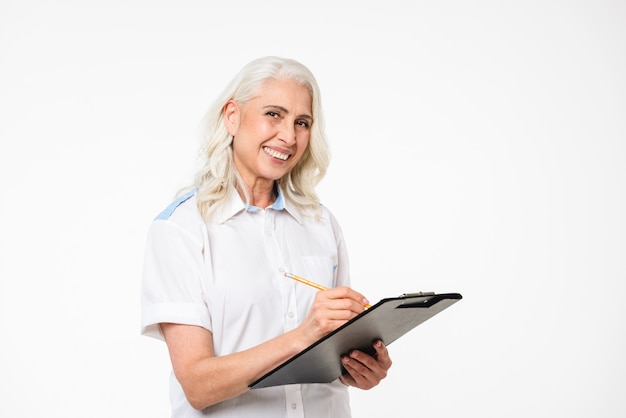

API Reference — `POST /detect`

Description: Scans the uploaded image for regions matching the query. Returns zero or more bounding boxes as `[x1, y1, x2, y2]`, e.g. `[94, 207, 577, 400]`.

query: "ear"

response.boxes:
[223, 100, 239, 136]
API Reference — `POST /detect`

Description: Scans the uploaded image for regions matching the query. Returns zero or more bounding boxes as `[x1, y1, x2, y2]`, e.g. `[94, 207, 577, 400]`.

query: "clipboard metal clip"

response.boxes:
[400, 292, 436, 297]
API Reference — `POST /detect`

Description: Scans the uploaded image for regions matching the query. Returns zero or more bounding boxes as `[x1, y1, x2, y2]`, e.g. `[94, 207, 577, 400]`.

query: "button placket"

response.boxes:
[284, 385, 304, 418]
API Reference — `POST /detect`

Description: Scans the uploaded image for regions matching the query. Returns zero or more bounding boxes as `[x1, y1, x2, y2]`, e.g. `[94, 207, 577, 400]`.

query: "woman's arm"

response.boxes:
[161, 322, 305, 410]
[161, 286, 372, 410]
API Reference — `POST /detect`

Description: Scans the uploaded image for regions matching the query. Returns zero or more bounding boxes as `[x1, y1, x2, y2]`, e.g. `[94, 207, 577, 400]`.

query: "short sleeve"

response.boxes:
[140, 218, 212, 340]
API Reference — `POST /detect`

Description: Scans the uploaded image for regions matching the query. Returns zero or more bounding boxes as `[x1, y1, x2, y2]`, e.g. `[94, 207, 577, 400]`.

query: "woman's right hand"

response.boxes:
[297, 286, 370, 345]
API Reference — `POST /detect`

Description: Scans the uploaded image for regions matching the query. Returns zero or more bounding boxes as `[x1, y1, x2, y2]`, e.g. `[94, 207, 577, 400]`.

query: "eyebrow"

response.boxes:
[264, 105, 313, 122]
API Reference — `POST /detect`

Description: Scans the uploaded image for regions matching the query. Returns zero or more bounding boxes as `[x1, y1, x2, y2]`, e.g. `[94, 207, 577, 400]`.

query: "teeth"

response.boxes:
[263, 147, 289, 161]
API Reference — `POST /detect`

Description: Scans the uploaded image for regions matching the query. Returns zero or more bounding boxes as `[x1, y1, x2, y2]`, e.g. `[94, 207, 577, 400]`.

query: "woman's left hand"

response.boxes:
[338, 340, 392, 389]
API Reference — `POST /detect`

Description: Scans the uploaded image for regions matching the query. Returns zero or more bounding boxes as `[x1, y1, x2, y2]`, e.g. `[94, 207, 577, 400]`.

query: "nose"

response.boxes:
[277, 119, 297, 145]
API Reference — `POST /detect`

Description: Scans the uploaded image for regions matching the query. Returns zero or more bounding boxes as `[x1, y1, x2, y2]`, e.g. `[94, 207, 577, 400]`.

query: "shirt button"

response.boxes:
[288, 312, 294, 318]
[291, 403, 297, 409]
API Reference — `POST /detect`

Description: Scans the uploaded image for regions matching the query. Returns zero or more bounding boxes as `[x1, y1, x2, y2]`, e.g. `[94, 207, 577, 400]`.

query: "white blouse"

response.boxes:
[141, 187, 352, 418]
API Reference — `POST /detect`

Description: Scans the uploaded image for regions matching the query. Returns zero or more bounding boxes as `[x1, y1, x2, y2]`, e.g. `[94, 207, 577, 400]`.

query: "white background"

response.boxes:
[1, 1, 624, 417]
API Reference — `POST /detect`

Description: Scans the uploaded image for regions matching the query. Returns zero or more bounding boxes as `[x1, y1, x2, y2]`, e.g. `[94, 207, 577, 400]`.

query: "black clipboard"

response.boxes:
[250, 292, 462, 389]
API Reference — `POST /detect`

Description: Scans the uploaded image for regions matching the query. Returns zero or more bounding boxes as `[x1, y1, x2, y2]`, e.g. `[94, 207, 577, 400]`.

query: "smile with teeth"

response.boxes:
[263, 146, 290, 161]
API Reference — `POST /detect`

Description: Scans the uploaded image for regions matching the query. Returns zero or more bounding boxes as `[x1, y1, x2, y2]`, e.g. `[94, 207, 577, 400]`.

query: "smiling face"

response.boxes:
[224, 78, 313, 196]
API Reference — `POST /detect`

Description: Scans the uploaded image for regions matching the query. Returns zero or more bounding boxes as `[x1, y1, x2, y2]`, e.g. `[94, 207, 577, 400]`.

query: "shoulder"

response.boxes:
[320, 203, 344, 234]
[154, 189, 198, 221]
[318, 202, 338, 223]
[149, 190, 205, 240]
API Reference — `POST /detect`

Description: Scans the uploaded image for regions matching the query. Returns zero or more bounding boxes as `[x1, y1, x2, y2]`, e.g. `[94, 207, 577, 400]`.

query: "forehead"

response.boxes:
[252, 78, 312, 109]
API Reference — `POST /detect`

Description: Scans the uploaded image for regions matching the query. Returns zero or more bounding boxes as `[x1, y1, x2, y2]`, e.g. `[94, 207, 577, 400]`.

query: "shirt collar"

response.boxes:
[215, 184, 303, 224]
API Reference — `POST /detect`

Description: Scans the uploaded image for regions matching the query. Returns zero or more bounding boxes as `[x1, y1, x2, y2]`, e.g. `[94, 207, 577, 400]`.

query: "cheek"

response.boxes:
[297, 134, 310, 154]
[290, 135, 310, 165]
[233, 119, 269, 151]
[246, 116, 274, 137]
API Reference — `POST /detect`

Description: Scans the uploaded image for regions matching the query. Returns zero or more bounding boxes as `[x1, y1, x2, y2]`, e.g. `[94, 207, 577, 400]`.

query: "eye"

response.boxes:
[266, 111, 279, 118]
[295, 119, 310, 130]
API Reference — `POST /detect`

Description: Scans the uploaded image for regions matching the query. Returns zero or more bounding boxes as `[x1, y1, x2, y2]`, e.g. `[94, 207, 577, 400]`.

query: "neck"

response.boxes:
[238, 181, 276, 208]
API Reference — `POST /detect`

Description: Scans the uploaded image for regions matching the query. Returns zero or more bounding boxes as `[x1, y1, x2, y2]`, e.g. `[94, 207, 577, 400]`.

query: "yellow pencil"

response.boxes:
[284, 271, 329, 291]
[283, 271, 371, 309]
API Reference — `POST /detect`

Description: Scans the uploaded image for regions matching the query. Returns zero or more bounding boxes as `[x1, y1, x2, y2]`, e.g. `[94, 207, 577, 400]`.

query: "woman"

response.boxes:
[141, 56, 392, 417]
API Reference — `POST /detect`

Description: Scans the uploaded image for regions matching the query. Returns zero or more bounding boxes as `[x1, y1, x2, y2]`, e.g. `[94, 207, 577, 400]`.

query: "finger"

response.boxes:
[326, 286, 370, 310]
[314, 295, 366, 323]
[341, 355, 376, 389]
[372, 340, 392, 370]
[350, 349, 387, 378]
[339, 374, 355, 387]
